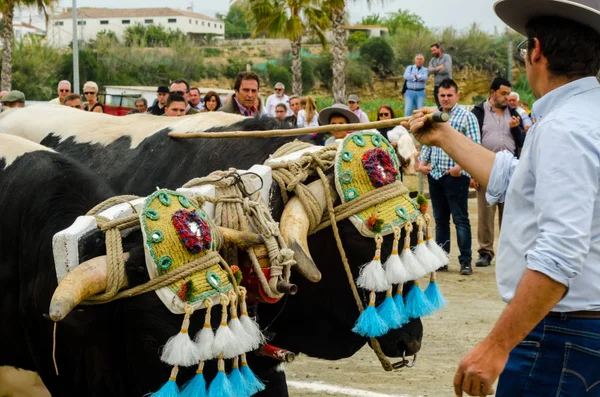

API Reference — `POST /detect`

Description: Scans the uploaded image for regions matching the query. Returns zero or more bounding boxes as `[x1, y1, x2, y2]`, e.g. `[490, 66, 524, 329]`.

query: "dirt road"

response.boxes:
[287, 198, 505, 397]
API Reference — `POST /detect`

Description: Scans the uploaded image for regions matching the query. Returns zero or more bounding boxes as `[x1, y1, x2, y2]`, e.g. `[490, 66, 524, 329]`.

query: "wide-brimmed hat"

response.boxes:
[318, 103, 360, 126]
[494, 0, 600, 36]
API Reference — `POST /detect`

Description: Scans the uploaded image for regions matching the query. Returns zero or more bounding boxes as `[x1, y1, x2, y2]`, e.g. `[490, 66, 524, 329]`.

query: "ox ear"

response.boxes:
[280, 177, 338, 283]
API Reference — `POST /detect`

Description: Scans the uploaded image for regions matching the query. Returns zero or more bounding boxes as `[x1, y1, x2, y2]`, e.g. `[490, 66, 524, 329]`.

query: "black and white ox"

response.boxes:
[0, 107, 422, 396]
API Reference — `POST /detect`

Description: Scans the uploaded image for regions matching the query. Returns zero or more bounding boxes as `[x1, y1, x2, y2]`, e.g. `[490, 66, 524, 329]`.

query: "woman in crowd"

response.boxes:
[376, 105, 395, 140]
[83, 81, 104, 113]
[201, 91, 222, 112]
[297, 96, 319, 128]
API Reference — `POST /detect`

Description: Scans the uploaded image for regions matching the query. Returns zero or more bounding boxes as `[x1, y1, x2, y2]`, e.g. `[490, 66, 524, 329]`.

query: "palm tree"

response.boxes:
[327, 0, 346, 103]
[249, 0, 329, 96]
[1, 0, 54, 90]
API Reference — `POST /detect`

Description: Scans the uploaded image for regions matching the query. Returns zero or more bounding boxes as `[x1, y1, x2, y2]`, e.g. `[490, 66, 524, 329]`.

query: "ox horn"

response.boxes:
[49, 254, 128, 322]
[280, 178, 337, 283]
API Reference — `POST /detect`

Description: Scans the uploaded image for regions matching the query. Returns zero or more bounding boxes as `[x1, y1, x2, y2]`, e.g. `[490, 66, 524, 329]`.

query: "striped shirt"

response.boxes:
[403, 65, 428, 91]
[419, 104, 481, 180]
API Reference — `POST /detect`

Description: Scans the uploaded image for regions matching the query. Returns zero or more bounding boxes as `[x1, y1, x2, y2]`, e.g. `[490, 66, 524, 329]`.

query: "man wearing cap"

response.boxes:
[318, 103, 360, 145]
[148, 86, 170, 116]
[347, 94, 369, 123]
[0, 90, 25, 111]
[265, 82, 290, 118]
[408, 1, 600, 395]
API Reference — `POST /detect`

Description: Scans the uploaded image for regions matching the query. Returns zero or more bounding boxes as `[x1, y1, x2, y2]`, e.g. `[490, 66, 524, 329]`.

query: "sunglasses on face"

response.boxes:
[83, 91, 95, 95]
[171, 91, 186, 96]
[379, 112, 390, 117]
[59, 89, 70, 93]
[348, 101, 356, 104]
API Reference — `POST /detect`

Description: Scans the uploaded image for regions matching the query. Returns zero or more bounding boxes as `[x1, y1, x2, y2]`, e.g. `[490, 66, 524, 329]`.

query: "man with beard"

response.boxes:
[470, 77, 525, 268]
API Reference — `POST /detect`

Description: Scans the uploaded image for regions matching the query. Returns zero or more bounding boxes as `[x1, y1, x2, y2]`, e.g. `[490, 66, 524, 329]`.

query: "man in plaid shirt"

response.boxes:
[418, 78, 481, 275]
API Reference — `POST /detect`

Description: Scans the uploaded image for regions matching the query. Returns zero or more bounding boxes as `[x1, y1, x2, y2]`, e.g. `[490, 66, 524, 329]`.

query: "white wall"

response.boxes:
[47, 14, 224, 48]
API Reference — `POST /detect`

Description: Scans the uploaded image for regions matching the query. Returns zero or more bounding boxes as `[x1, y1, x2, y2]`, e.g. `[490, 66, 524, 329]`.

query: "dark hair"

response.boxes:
[526, 16, 600, 79]
[166, 93, 186, 108]
[490, 77, 511, 92]
[439, 78, 459, 93]
[329, 112, 349, 123]
[63, 93, 81, 103]
[172, 79, 190, 92]
[275, 103, 287, 111]
[377, 105, 395, 121]
[203, 91, 222, 111]
[190, 87, 200, 95]
[431, 43, 440, 49]
[233, 71, 261, 92]
[135, 97, 147, 106]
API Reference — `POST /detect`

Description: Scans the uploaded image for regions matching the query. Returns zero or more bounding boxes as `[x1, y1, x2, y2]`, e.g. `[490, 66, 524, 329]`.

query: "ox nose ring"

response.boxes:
[391, 351, 417, 369]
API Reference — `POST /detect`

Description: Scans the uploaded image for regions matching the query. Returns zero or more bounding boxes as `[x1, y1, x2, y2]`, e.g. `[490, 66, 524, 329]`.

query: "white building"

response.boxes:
[47, 7, 224, 48]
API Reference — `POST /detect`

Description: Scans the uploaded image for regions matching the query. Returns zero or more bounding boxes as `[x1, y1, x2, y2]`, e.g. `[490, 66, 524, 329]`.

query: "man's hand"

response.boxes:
[408, 107, 455, 147]
[417, 160, 432, 175]
[453, 339, 509, 396]
[509, 116, 521, 128]
[446, 165, 462, 177]
[470, 178, 480, 189]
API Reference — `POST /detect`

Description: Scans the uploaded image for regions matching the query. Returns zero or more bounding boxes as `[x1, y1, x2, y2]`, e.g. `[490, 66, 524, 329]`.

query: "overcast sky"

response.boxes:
[49, 0, 506, 32]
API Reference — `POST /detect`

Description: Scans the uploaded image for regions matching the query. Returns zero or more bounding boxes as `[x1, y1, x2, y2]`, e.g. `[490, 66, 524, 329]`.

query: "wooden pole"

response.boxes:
[168, 112, 449, 139]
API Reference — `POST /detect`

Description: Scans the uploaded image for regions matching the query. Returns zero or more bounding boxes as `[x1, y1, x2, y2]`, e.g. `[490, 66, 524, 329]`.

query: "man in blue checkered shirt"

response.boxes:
[417, 78, 481, 275]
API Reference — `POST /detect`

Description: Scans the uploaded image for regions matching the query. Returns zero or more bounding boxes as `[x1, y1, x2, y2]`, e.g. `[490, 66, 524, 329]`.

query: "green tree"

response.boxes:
[383, 9, 427, 35]
[360, 13, 382, 25]
[249, 0, 329, 95]
[1, 0, 56, 90]
[360, 36, 394, 77]
[216, 3, 252, 39]
[347, 31, 368, 51]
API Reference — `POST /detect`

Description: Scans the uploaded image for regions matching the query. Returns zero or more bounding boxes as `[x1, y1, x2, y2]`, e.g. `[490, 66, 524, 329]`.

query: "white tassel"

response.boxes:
[239, 287, 265, 350]
[228, 291, 252, 352]
[401, 223, 428, 280]
[384, 227, 411, 284]
[414, 218, 442, 273]
[161, 303, 200, 367]
[194, 299, 215, 361]
[356, 235, 389, 292]
[425, 214, 449, 268]
[212, 294, 244, 359]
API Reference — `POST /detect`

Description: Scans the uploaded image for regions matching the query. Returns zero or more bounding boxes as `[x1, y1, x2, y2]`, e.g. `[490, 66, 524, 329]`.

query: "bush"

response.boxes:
[314, 52, 333, 89]
[123, 23, 186, 47]
[224, 58, 252, 79]
[202, 47, 222, 57]
[12, 38, 62, 100]
[360, 37, 394, 77]
[347, 31, 369, 51]
[345, 59, 372, 90]
[266, 64, 292, 91]
[205, 63, 221, 79]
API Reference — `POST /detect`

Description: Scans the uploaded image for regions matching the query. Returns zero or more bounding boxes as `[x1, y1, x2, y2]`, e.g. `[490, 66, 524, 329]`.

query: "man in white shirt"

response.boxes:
[49, 80, 71, 105]
[508, 92, 533, 132]
[347, 94, 370, 123]
[265, 82, 290, 117]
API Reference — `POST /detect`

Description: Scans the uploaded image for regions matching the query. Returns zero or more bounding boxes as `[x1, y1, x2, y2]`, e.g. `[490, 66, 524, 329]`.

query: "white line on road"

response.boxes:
[287, 380, 417, 397]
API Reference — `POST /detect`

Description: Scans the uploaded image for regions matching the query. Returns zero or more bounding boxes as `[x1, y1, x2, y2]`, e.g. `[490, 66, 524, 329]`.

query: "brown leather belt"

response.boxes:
[548, 311, 600, 319]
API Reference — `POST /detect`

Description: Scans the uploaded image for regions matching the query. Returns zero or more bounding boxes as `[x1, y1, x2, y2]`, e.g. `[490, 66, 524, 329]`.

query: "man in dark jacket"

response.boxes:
[471, 77, 525, 268]
[220, 71, 261, 116]
[147, 86, 169, 116]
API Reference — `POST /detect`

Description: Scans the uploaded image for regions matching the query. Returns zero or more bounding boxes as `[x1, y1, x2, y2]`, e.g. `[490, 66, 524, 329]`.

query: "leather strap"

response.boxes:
[548, 310, 600, 320]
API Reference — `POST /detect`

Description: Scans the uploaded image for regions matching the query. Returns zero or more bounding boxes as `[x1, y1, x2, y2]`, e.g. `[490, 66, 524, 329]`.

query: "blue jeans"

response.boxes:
[497, 315, 600, 396]
[427, 175, 472, 263]
[404, 89, 425, 117]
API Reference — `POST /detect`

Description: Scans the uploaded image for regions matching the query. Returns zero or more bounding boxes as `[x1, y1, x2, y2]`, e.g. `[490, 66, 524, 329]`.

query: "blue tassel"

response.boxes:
[180, 363, 207, 397]
[207, 371, 233, 397]
[405, 281, 435, 318]
[392, 285, 409, 326]
[425, 275, 447, 312]
[352, 290, 389, 337]
[377, 288, 403, 329]
[240, 354, 265, 395]
[228, 357, 249, 397]
[150, 367, 180, 397]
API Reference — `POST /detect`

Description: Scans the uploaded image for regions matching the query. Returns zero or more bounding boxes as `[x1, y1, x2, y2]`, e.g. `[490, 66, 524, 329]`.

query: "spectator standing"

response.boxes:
[170, 79, 199, 115]
[265, 82, 290, 117]
[347, 94, 369, 123]
[508, 92, 533, 132]
[82, 81, 104, 113]
[64, 94, 84, 110]
[164, 94, 187, 117]
[220, 72, 261, 116]
[403, 54, 428, 117]
[428, 43, 453, 108]
[148, 86, 170, 115]
[318, 103, 360, 145]
[201, 91, 222, 112]
[189, 87, 202, 110]
[286, 95, 301, 126]
[49, 80, 71, 105]
[134, 98, 148, 113]
[297, 96, 319, 128]
[471, 77, 525, 268]
[418, 78, 481, 275]
[0, 90, 25, 111]
[274, 103, 288, 121]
